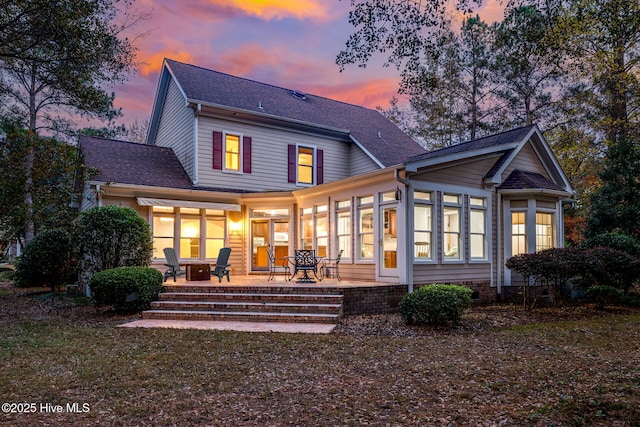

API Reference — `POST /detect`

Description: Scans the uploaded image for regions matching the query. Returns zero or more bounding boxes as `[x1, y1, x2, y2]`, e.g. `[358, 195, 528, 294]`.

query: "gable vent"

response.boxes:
[290, 90, 307, 100]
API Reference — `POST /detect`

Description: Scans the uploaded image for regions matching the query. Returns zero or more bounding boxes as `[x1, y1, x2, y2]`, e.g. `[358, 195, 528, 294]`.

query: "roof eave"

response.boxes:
[497, 188, 573, 197]
[405, 143, 521, 172]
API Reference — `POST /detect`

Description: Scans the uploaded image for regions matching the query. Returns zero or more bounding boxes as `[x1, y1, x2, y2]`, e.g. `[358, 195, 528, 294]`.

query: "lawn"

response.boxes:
[1, 288, 639, 426]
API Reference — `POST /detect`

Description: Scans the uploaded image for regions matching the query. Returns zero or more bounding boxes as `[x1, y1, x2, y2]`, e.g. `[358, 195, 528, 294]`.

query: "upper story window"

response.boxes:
[224, 134, 240, 172]
[288, 144, 324, 186]
[212, 131, 252, 173]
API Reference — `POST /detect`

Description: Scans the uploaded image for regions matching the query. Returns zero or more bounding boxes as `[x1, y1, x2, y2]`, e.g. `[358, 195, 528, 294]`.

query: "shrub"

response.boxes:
[13, 229, 75, 291]
[399, 284, 472, 326]
[76, 205, 153, 287]
[586, 285, 624, 309]
[583, 232, 640, 256]
[90, 266, 163, 312]
[584, 247, 640, 293]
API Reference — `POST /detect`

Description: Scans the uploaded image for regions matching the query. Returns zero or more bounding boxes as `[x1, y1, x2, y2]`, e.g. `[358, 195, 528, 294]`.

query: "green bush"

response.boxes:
[76, 206, 153, 285]
[584, 247, 640, 293]
[586, 285, 624, 309]
[583, 232, 640, 256]
[90, 266, 163, 312]
[13, 229, 75, 291]
[399, 284, 472, 326]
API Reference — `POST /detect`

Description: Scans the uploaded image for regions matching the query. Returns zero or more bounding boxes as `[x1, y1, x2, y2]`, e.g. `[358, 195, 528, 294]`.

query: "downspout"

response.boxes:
[96, 184, 102, 207]
[193, 103, 201, 186]
[496, 191, 502, 301]
[394, 168, 413, 292]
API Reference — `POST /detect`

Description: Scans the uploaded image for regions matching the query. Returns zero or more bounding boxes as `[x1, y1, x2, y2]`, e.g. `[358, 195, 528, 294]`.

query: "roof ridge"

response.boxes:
[164, 58, 376, 113]
[79, 135, 173, 151]
[424, 124, 536, 156]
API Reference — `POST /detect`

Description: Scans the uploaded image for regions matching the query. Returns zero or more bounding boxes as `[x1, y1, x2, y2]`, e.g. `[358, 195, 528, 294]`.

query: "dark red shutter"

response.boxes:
[316, 149, 324, 185]
[242, 136, 252, 173]
[288, 144, 296, 183]
[212, 131, 223, 170]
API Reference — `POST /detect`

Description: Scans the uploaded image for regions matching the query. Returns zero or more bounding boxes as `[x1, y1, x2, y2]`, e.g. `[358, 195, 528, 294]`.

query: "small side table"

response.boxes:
[186, 263, 211, 281]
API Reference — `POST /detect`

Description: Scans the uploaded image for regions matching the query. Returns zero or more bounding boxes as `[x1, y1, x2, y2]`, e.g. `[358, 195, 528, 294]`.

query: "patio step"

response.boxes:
[143, 286, 343, 324]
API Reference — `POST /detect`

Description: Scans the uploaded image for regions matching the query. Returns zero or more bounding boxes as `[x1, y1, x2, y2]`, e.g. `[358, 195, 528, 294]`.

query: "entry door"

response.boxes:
[251, 219, 289, 271]
[380, 207, 398, 276]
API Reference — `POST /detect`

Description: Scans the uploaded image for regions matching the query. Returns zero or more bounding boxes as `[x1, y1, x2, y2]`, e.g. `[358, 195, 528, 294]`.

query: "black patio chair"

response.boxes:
[267, 244, 290, 281]
[321, 250, 343, 281]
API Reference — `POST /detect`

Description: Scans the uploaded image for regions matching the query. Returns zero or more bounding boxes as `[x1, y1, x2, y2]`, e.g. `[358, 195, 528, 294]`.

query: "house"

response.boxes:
[79, 58, 574, 302]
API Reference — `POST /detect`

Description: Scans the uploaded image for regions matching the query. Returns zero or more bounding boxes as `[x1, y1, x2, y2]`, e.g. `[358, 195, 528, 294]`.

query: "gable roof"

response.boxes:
[79, 135, 194, 189]
[148, 59, 426, 167]
[498, 170, 566, 193]
[404, 124, 574, 194]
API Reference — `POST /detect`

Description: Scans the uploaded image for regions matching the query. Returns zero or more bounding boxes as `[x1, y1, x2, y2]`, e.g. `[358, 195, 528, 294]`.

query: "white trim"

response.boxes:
[222, 131, 244, 174]
[405, 143, 521, 172]
[295, 143, 317, 186]
[137, 197, 240, 211]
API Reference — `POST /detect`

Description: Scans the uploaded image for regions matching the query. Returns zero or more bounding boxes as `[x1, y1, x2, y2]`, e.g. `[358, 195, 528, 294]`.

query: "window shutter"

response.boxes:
[288, 144, 296, 183]
[243, 136, 252, 173]
[316, 149, 324, 185]
[212, 131, 223, 170]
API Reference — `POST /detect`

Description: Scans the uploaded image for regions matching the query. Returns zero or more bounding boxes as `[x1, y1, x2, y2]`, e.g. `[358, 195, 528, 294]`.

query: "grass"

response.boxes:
[1, 292, 640, 426]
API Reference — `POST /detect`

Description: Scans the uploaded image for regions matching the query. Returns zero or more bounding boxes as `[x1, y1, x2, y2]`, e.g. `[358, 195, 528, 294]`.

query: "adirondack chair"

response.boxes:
[267, 244, 290, 281]
[163, 247, 186, 282]
[211, 247, 232, 282]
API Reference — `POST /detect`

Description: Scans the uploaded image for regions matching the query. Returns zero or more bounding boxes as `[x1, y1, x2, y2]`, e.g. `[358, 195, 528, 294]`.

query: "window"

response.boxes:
[224, 134, 240, 171]
[213, 131, 251, 173]
[443, 194, 461, 260]
[470, 197, 487, 260]
[536, 212, 554, 251]
[511, 212, 526, 256]
[180, 216, 200, 259]
[358, 196, 374, 260]
[413, 191, 432, 260]
[205, 210, 225, 258]
[301, 212, 313, 250]
[288, 145, 323, 185]
[152, 206, 174, 258]
[315, 205, 328, 257]
[298, 146, 314, 184]
[336, 200, 351, 259]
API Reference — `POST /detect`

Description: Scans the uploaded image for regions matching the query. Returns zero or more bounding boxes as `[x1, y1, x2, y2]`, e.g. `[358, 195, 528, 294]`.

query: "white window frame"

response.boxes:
[335, 199, 352, 260]
[413, 191, 434, 262]
[357, 196, 374, 262]
[443, 194, 463, 262]
[296, 144, 315, 186]
[469, 196, 487, 261]
[223, 131, 243, 174]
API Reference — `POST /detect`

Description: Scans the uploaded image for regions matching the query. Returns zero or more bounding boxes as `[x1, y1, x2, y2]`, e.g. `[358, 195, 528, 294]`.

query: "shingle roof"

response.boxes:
[79, 136, 194, 189]
[407, 125, 536, 163]
[498, 170, 565, 192]
[164, 59, 426, 167]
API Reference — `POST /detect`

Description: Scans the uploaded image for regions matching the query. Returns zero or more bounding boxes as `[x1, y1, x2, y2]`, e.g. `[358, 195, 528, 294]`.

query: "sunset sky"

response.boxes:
[111, 0, 503, 128]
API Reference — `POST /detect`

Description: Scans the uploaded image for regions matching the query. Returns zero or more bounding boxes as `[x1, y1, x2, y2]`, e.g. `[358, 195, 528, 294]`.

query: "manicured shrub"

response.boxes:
[399, 284, 472, 326]
[76, 205, 153, 287]
[90, 266, 163, 312]
[586, 285, 624, 309]
[584, 247, 640, 293]
[13, 228, 75, 291]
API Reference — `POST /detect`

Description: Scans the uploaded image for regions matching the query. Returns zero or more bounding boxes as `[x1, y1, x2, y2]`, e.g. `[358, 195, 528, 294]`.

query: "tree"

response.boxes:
[586, 132, 640, 239]
[0, 123, 80, 251]
[0, 0, 139, 243]
[491, 2, 565, 128]
[0, 0, 138, 132]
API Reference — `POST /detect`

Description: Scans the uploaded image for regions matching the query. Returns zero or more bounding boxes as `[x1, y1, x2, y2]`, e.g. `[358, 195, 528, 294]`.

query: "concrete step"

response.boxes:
[150, 300, 342, 314]
[144, 286, 344, 324]
[142, 309, 340, 324]
[158, 292, 343, 303]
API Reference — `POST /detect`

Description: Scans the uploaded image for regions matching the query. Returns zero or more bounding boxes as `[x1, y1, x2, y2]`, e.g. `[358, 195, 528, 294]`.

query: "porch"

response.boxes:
[142, 274, 407, 327]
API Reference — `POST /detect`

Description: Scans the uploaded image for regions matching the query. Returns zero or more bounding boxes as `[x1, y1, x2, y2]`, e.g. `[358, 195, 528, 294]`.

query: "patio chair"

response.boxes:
[267, 244, 290, 281]
[211, 247, 232, 282]
[163, 247, 186, 282]
[291, 249, 321, 283]
[320, 250, 343, 281]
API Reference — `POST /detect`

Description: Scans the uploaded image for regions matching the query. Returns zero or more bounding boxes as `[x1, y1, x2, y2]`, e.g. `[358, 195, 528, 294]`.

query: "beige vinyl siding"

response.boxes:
[502, 142, 550, 178]
[413, 263, 491, 284]
[154, 77, 195, 181]
[197, 116, 353, 191]
[350, 144, 381, 175]
[412, 155, 501, 188]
